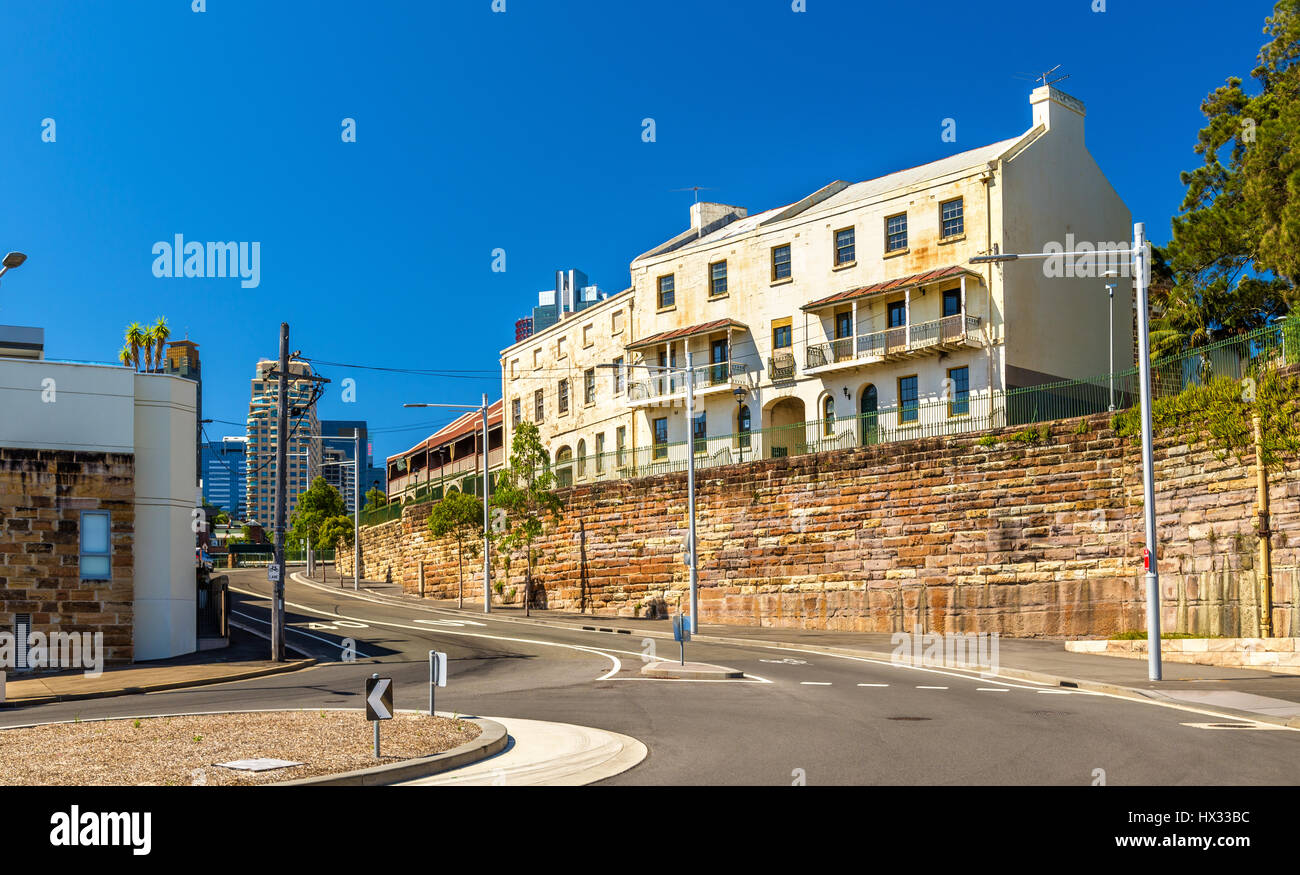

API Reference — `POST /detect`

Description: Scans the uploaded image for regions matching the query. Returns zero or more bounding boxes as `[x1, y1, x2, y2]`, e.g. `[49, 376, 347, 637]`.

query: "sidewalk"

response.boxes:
[1, 627, 316, 707]
[301, 570, 1300, 727]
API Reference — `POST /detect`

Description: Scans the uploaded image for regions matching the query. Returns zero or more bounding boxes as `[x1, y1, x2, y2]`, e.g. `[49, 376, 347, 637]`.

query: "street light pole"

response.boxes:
[685, 351, 699, 634]
[971, 222, 1161, 679]
[354, 428, 362, 592]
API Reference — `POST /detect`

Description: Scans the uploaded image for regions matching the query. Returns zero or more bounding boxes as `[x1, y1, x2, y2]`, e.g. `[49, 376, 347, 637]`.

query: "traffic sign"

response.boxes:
[267, 564, 281, 582]
[366, 676, 393, 721]
[673, 613, 691, 643]
[430, 651, 447, 688]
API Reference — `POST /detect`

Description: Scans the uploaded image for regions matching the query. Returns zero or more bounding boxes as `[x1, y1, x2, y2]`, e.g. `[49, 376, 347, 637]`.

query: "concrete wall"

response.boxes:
[342, 412, 1300, 638]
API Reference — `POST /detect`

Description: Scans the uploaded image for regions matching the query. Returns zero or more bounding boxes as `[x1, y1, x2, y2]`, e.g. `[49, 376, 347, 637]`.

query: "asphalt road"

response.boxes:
[8, 568, 1300, 785]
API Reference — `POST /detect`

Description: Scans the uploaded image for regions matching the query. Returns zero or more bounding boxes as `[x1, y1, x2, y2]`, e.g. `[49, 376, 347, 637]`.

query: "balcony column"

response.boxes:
[851, 300, 858, 357]
[960, 274, 967, 323]
[904, 288, 912, 346]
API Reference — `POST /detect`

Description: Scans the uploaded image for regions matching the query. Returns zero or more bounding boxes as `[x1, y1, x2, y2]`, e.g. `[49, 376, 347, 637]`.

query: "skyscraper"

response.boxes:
[201, 435, 247, 519]
[245, 359, 320, 525]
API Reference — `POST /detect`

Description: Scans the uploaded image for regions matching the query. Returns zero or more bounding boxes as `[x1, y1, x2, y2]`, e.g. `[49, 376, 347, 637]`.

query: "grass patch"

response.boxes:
[1111, 631, 1218, 640]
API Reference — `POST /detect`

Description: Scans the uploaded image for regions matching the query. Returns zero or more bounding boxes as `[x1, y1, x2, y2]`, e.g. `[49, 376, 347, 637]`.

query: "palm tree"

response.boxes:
[117, 345, 133, 367]
[124, 322, 148, 371]
[151, 316, 170, 372]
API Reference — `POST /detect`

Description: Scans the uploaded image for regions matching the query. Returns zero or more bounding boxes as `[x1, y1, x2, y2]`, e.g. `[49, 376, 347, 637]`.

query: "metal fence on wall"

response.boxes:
[362, 317, 1300, 524]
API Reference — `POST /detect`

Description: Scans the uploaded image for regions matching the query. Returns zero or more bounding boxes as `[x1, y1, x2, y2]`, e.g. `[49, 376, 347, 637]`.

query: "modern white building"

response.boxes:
[0, 326, 198, 661]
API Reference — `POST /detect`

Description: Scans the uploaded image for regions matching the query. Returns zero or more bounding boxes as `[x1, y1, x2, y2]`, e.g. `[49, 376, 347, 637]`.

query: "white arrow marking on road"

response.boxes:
[367, 678, 392, 719]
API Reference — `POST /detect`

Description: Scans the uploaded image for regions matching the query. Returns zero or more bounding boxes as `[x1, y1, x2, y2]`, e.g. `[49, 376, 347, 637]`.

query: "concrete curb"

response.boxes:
[288, 573, 1300, 731]
[641, 661, 743, 680]
[0, 652, 317, 709]
[274, 716, 508, 786]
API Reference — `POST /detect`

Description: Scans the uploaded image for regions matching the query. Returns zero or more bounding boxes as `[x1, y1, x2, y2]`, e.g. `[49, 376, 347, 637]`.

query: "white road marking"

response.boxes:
[231, 610, 374, 658]
[800, 681, 832, 686]
[977, 688, 1011, 692]
[858, 683, 889, 688]
[916, 685, 949, 690]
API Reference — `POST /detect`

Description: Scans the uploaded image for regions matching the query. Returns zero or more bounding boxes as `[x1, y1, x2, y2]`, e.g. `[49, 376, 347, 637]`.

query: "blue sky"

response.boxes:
[0, 0, 1280, 467]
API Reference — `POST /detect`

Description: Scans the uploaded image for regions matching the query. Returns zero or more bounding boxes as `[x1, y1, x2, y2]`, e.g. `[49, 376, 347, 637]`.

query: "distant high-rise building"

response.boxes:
[514, 268, 606, 337]
[245, 359, 320, 525]
[317, 419, 376, 514]
[202, 436, 247, 519]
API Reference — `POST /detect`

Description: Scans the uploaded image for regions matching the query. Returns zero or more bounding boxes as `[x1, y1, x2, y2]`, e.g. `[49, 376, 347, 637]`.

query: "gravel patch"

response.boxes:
[0, 711, 482, 786]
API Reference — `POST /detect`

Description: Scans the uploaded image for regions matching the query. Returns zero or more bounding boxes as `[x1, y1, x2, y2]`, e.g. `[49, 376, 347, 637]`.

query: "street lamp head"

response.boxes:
[733, 386, 746, 403]
[3, 252, 27, 269]
[968, 253, 1018, 265]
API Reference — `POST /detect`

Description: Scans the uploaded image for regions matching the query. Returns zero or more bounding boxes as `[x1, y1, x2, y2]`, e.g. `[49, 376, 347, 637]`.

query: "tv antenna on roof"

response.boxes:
[671, 185, 717, 204]
[1015, 65, 1070, 89]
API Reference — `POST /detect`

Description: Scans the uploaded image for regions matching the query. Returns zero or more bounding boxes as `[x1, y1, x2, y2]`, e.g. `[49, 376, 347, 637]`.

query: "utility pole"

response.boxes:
[1133, 223, 1162, 680]
[271, 322, 289, 662]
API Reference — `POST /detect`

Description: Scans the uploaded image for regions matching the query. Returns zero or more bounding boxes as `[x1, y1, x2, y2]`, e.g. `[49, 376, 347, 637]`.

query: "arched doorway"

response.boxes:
[860, 384, 878, 445]
[766, 397, 806, 458]
[555, 446, 573, 488]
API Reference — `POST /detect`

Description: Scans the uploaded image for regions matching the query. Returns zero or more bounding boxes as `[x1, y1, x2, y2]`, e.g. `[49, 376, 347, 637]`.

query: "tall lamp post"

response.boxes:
[972, 221, 1162, 680]
[1102, 269, 1120, 411]
[0, 251, 27, 284]
[600, 355, 701, 633]
[403, 396, 494, 613]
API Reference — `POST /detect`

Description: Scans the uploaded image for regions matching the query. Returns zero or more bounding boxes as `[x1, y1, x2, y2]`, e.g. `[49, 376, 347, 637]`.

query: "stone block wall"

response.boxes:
[0, 448, 136, 664]
[340, 412, 1300, 638]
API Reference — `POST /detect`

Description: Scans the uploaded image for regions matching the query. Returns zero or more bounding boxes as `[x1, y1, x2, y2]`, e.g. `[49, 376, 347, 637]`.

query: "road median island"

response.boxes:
[0, 710, 500, 786]
[640, 661, 744, 680]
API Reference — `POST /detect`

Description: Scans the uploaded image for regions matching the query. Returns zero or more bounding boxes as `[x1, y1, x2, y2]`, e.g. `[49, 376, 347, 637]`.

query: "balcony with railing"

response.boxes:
[805, 313, 981, 375]
[626, 361, 750, 407]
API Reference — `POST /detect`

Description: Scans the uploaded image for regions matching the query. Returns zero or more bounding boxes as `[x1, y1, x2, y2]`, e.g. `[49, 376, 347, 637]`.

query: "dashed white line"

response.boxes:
[800, 681, 832, 686]
[916, 685, 949, 690]
[977, 687, 1011, 692]
[858, 683, 889, 688]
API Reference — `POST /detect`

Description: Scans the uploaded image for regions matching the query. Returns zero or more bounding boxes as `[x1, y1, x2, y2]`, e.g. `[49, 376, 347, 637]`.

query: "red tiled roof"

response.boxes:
[626, 318, 748, 350]
[388, 399, 504, 464]
[801, 265, 975, 311]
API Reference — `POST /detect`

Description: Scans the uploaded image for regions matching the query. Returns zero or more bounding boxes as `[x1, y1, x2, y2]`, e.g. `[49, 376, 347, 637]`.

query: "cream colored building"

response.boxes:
[501, 86, 1133, 480]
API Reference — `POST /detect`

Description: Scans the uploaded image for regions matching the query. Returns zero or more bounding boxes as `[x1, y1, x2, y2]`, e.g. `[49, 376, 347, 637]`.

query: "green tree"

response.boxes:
[151, 316, 170, 372]
[124, 322, 148, 371]
[1163, 0, 1299, 353]
[492, 421, 562, 616]
[318, 515, 354, 551]
[289, 476, 348, 550]
[427, 490, 484, 608]
[363, 486, 387, 513]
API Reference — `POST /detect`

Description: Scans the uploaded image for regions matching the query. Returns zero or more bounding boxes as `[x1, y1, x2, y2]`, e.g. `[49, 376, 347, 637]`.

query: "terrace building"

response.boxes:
[499, 85, 1134, 480]
[386, 400, 505, 503]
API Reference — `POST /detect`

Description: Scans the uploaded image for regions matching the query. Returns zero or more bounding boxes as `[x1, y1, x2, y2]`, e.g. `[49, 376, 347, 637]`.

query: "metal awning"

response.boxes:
[625, 318, 749, 351]
[801, 265, 978, 311]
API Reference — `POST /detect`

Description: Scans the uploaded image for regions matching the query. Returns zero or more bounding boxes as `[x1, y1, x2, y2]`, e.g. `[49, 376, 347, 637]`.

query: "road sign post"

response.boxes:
[428, 650, 447, 716]
[673, 613, 690, 665]
[366, 673, 393, 757]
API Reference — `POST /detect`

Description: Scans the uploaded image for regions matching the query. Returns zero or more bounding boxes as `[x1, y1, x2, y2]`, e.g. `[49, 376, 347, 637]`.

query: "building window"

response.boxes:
[582, 324, 593, 347]
[709, 260, 728, 297]
[613, 356, 625, 394]
[947, 366, 970, 416]
[511, 398, 521, 427]
[612, 310, 625, 334]
[886, 213, 908, 252]
[738, 405, 751, 449]
[577, 439, 587, 479]
[595, 433, 605, 473]
[658, 274, 675, 309]
[835, 310, 853, 340]
[771, 244, 791, 281]
[943, 288, 961, 318]
[941, 198, 964, 239]
[534, 389, 545, 422]
[772, 321, 792, 349]
[558, 379, 569, 414]
[533, 349, 541, 369]
[557, 336, 567, 359]
[653, 417, 668, 460]
[888, 300, 907, 328]
[822, 396, 835, 435]
[584, 368, 596, 405]
[616, 426, 627, 466]
[510, 359, 519, 379]
[834, 227, 855, 265]
[79, 510, 111, 579]
[899, 375, 919, 423]
[693, 412, 707, 455]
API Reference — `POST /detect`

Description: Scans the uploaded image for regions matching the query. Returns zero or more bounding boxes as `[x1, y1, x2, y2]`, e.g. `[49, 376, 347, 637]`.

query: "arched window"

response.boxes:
[738, 404, 752, 449]
[823, 396, 835, 435]
[555, 446, 573, 488]
[576, 439, 587, 478]
[860, 384, 879, 445]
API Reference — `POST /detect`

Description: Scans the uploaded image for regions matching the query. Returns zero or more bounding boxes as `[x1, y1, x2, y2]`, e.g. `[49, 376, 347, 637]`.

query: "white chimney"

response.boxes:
[690, 201, 747, 234]
[1030, 86, 1086, 141]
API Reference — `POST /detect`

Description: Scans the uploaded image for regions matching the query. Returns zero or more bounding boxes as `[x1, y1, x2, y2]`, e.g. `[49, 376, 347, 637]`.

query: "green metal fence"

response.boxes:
[359, 320, 1298, 524]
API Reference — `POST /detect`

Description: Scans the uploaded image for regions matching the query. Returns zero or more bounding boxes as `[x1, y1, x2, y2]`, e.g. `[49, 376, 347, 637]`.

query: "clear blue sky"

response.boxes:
[0, 0, 1279, 466]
